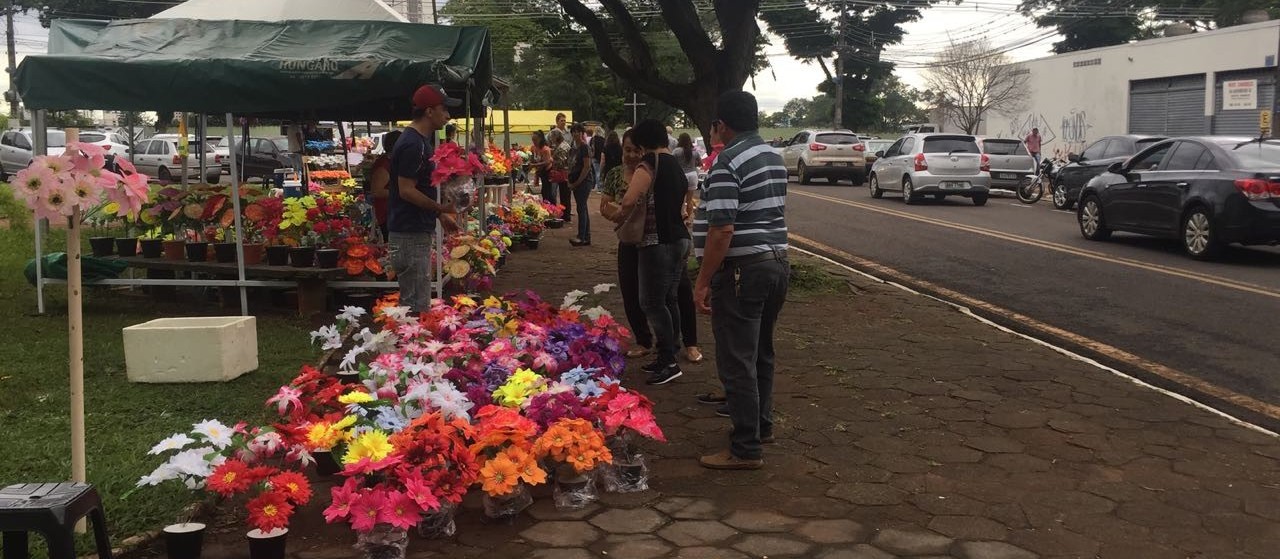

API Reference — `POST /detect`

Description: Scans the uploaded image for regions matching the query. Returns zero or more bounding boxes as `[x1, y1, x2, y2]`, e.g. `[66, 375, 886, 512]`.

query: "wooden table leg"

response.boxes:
[297, 278, 328, 317]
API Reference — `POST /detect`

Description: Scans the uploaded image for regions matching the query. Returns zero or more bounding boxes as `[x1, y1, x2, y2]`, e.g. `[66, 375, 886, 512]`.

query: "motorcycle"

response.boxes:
[1016, 158, 1059, 204]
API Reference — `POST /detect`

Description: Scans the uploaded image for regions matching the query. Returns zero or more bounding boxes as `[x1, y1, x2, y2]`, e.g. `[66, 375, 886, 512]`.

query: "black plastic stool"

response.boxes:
[0, 483, 112, 559]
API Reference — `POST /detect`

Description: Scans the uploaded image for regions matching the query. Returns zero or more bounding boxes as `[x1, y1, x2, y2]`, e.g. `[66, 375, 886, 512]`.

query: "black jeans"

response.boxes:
[539, 171, 556, 206]
[558, 182, 572, 221]
[712, 253, 789, 460]
[638, 238, 691, 365]
[619, 243, 698, 350]
[573, 180, 592, 242]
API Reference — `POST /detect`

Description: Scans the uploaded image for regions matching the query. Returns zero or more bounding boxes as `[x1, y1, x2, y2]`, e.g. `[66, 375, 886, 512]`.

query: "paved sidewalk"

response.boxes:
[189, 197, 1280, 559]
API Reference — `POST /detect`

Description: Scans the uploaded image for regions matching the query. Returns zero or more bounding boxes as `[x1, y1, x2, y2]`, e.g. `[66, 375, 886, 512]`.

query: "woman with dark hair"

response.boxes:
[602, 131, 623, 180]
[366, 130, 402, 239]
[673, 133, 702, 192]
[530, 130, 553, 201]
[619, 119, 692, 385]
[549, 129, 572, 222]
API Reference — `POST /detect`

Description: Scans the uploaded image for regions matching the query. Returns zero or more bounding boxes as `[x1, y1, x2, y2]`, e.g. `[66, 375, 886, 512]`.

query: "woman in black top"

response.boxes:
[602, 131, 623, 179]
[620, 119, 692, 385]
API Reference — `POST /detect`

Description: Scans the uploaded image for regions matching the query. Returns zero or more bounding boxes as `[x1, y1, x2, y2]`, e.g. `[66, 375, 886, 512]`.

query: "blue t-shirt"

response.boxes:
[388, 127, 439, 233]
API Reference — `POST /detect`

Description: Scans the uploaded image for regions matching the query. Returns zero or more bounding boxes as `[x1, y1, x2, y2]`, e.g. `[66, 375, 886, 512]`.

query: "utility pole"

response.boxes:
[432, 0, 439, 24]
[833, 0, 846, 130]
[6, 0, 19, 127]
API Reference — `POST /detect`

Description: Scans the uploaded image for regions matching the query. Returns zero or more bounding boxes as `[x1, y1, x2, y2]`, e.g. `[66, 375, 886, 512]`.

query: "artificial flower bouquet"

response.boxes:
[441, 233, 503, 292]
[12, 142, 150, 223]
[430, 143, 489, 212]
[482, 144, 510, 177]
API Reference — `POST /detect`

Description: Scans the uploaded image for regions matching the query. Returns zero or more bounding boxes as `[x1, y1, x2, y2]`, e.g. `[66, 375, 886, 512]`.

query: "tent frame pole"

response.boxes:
[228, 113, 247, 316]
[33, 110, 47, 314]
[65, 127, 87, 519]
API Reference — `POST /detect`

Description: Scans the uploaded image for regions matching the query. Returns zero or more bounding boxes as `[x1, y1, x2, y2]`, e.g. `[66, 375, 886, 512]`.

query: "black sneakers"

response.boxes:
[645, 363, 683, 385]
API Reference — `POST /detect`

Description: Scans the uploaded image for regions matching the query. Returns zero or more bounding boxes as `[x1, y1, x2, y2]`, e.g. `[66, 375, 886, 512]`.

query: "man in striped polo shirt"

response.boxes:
[693, 90, 789, 471]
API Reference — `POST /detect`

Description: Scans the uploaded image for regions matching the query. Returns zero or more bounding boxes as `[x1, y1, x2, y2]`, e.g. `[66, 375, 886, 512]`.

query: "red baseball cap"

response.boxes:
[412, 84, 462, 109]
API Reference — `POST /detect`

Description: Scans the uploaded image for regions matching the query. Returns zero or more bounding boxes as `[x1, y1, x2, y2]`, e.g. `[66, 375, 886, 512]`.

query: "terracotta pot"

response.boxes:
[242, 243, 266, 266]
[162, 240, 186, 261]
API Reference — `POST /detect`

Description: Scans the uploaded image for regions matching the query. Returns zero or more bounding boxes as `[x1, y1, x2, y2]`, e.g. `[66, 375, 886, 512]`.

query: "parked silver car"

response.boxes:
[780, 129, 867, 185]
[868, 133, 992, 206]
[976, 137, 1035, 191]
[132, 137, 221, 183]
[0, 129, 66, 179]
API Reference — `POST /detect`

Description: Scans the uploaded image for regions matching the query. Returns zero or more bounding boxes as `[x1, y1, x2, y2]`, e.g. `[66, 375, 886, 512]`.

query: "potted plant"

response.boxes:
[280, 195, 316, 267]
[131, 420, 239, 559]
[535, 417, 611, 510]
[241, 224, 267, 266]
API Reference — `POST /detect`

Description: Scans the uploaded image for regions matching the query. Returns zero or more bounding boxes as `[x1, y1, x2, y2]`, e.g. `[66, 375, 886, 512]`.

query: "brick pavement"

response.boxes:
[190, 198, 1280, 559]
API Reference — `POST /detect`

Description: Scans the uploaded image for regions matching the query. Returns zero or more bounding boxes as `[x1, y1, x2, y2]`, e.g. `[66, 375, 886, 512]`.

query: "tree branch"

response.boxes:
[554, 0, 683, 100]
[656, 0, 717, 77]
[713, 0, 762, 86]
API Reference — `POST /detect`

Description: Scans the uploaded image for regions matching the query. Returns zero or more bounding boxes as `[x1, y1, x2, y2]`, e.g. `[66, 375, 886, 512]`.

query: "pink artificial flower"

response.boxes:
[36, 179, 75, 220]
[324, 478, 360, 523]
[266, 386, 303, 417]
[532, 351, 558, 373]
[371, 352, 404, 375]
[401, 471, 441, 511]
[37, 154, 74, 175]
[11, 165, 57, 205]
[379, 490, 423, 530]
[350, 489, 387, 532]
[66, 172, 102, 206]
[67, 142, 106, 173]
[114, 156, 138, 176]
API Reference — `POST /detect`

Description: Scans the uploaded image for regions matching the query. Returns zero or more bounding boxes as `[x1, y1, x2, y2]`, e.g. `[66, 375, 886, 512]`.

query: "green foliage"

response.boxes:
[45, 110, 95, 129]
[1017, 0, 1279, 53]
[16, 0, 179, 26]
[0, 113, 9, 130]
[1, 183, 33, 231]
[768, 76, 924, 132]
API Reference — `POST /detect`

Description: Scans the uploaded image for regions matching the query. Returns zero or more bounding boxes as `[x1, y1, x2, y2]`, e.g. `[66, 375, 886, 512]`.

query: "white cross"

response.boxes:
[623, 93, 646, 126]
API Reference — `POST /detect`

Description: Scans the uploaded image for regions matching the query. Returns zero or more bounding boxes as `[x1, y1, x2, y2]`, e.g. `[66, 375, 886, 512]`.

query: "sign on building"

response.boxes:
[1222, 79, 1258, 110]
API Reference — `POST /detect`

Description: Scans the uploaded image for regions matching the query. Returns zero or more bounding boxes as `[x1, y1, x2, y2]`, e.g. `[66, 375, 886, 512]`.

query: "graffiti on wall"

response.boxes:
[1058, 109, 1092, 156]
[1008, 113, 1056, 144]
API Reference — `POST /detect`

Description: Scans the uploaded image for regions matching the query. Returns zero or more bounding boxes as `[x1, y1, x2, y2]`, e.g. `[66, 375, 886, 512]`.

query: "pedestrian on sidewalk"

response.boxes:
[388, 84, 460, 314]
[568, 123, 594, 246]
[530, 130, 553, 200]
[591, 125, 607, 190]
[673, 133, 703, 193]
[601, 130, 704, 364]
[621, 119, 692, 385]
[694, 91, 789, 470]
[1025, 127, 1043, 169]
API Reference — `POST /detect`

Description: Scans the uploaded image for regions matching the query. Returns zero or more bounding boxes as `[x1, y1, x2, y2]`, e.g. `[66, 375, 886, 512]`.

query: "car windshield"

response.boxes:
[272, 139, 290, 152]
[816, 133, 859, 145]
[1135, 138, 1163, 151]
[923, 136, 978, 154]
[1223, 141, 1280, 168]
[982, 140, 1027, 155]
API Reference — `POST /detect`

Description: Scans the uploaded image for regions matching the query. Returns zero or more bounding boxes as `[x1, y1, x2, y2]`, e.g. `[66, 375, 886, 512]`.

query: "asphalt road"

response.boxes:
[786, 181, 1280, 416]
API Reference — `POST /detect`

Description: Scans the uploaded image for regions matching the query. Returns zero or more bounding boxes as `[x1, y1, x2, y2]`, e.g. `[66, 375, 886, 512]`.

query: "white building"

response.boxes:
[982, 19, 1279, 157]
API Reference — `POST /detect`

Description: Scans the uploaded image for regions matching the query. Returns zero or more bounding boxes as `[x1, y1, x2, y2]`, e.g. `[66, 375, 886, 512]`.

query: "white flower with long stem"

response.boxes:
[336, 305, 366, 323]
[191, 419, 233, 448]
[583, 306, 612, 321]
[148, 433, 196, 455]
[168, 446, 222, 478]
[310, 324, 342, 350]
[562, 289, 588, 309]
[593, 283, 615, 294]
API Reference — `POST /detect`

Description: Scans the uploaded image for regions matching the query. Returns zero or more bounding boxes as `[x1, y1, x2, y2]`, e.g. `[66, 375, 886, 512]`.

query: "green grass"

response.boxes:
[789, 259, 850, 295]
[0, 191, 316, 553]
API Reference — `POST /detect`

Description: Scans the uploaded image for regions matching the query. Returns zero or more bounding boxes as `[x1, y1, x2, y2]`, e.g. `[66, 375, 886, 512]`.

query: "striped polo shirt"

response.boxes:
[693, 132, 788, 259]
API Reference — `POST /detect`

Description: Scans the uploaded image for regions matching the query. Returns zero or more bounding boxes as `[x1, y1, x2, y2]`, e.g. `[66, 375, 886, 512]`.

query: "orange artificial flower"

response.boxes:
[479, 453, 520, 496]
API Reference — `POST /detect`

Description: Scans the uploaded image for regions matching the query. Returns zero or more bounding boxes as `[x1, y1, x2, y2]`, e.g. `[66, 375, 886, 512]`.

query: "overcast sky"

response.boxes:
[1, 3, 1059, 117]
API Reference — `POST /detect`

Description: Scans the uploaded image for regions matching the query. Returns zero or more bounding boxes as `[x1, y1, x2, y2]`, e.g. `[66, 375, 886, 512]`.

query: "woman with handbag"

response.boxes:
[604, 130, 704, 364]
[617, 119, 692, 385]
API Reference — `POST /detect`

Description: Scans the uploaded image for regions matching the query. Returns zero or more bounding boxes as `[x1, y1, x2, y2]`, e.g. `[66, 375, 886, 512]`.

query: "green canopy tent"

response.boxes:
[16, 18, 493, 120]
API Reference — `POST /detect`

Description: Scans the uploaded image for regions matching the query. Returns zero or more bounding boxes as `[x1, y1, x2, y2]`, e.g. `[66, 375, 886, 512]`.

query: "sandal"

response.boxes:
[682, 347, 704, 363]
[696, 393, 727, 405]
[626, 347, 652, 358]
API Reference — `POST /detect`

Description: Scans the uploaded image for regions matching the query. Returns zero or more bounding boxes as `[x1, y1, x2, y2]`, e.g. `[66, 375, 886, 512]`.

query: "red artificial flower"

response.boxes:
[207, 460, 253, 496]
[350, 489, 386, 533]
[380, 491, 423, 530]
[247, 491, 294, 533]
[323, 478, 359, 523]
[269, 471, 313, 505]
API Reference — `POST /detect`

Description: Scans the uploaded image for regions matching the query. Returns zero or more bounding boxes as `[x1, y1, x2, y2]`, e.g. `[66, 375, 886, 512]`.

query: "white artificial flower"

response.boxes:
[593, 283, 615, 294]
[561, 290, 588, 309]
[339, 346, 367, 373]
[148, 433, 195, 455]
[337, 306, 367, 323]
[379, 305, 411, 324]
[191, 420, 233, 448]
[169, 447, 218, 477]
[309, 324, 342, 350]
[136, 463, 178, 487]
[583, 306, 613, 321]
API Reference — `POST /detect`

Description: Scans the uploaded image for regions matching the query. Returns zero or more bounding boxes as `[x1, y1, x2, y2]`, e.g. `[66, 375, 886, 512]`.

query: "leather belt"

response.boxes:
[719, 247, 787, 272]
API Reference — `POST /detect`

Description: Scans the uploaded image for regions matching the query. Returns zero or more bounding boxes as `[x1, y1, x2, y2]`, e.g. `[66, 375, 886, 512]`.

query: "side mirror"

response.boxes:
[1106, 161, 1124, 174]
[1068, 153, 1081, 163]
[875, 150, 885, 158]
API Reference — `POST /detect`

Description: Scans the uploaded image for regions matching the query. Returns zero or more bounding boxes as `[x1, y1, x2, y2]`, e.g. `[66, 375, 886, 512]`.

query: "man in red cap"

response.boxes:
[388, 84, 461, 312]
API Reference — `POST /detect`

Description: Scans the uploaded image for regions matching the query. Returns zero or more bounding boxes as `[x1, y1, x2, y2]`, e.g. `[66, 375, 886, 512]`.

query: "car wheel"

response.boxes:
[972, 194, 989, 206]
[158, 166, 172, 182]
[1182, 206, 1222, 260]
[851, 173, 865, 187]
[1051, 181, 1073, 210]
[1078, 196, 1112, 241]
[869, 175, 884, 198]
[902, 176, 918, 205]
[797, 161, 811, 185]
[0, 166, 8, 182]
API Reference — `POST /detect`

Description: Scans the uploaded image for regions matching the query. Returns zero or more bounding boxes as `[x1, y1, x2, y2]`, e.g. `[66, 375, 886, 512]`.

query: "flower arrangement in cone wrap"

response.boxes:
[135, 285, 665, 536]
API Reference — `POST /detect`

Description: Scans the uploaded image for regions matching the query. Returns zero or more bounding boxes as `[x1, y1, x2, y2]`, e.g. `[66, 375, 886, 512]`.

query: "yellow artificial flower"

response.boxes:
[450, 245, 471, 258]
[338, 391, 374, 405]
[497, 319, 520, 338]
[305, 422, 343, 450]
[334, 415, 358, 430]
[510, 368, 540, 386]
[483, 296, 503, 308]
[492, 383, 531, 407]
[447, 260, 472, 279]
[342, 430, 394, 464]
[454, 295, 477, 308]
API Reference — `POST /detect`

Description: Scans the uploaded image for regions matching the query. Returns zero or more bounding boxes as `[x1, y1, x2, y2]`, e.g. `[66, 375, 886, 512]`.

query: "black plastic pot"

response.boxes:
[545, 219, 564, 229]
[314, 451, 342, 476]
[185, 242, 210, 263]
[213, 242, 238, 263]
[315, 248, 340, 268]
[89, 237, 115, 257]
[163, 522, 205, 559]
[115, 238, 139, 257]
[139, 238, 164, 258]
[247, 528, 288, 559]
[524, 238, 540, 250]
[337, 372, 361, 385]
[266, 245, 290, 266]
[288, 246, 316, 268]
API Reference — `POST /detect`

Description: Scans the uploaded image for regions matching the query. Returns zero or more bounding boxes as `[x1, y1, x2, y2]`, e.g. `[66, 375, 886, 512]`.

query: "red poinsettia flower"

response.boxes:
[269, 471, 312, 505]
[247, 491, 294, 532]
[206, 460, 253, 496]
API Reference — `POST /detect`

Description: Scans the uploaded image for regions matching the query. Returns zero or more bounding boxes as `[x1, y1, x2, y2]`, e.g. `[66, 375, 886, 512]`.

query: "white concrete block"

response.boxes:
[124, 317, 259, 383]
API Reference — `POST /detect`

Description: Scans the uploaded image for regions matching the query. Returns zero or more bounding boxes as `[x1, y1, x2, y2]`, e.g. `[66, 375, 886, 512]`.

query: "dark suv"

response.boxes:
[1051, 135, 1165, 210]
[227, 137, 300, 181]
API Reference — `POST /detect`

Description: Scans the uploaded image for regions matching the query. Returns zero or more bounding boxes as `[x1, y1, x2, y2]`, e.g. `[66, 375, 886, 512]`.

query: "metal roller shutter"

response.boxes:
[1213, 69, 1276, 135]
[1128, 74, 1207, 135]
